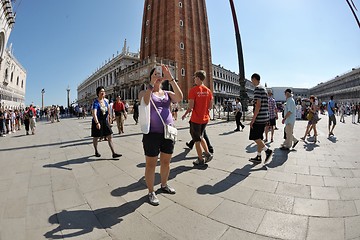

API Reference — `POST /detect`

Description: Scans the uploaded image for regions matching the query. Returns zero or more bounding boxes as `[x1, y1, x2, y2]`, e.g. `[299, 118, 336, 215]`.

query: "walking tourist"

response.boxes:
[234, 97, 245, 132]
[248, 73, 273, 164]
[351, 104, 356, 124]
[113, 96, 127, 134]
[139, 65, 183, 206]
[185, 129, 214, 154]
[91, 86, 122, 159]
[300, 95, 319, 143]
[181, 70, 213, 166]
[280, 89, 299, 150]
[132, 99, 139, 124]
[264, 90, 277, 142]
[328, 96, 336, 137]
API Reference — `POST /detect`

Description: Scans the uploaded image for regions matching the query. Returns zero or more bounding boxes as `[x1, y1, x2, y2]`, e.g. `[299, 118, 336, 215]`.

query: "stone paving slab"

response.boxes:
[0, 112, 359, 239]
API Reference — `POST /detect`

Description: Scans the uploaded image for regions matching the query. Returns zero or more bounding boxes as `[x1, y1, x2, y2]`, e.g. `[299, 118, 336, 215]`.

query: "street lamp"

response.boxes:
[41, 88, 45, 110]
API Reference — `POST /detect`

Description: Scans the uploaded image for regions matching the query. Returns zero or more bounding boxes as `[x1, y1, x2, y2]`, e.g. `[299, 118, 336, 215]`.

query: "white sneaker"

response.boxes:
[148, 192, 159, 206]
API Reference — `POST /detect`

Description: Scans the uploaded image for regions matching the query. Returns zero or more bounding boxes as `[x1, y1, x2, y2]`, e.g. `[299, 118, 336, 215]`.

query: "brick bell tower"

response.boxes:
[140, 0, 213, 100]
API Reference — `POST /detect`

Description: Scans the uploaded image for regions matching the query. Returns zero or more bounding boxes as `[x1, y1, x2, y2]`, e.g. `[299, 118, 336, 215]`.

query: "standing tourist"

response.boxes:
[29, 104, 37, 135]
[132, 99, 139, 124]
[248, 73, 273, 164]
[264, 90, 277, 142]
[351, 104, 356, 124]
[340, 103, 345, 123]
[24, 107, 31, 135]
[113, 96, 127, 134]
[328, 96, 336, 137]
[0, 108, 4, 137]
[300, 95, 319, 142]
[280, 89, 299, 150]
[91, 86, 122, 158]
[181, 70, 213, 165]
[234, 97, 245, 132]
[139, 65, 183, 206]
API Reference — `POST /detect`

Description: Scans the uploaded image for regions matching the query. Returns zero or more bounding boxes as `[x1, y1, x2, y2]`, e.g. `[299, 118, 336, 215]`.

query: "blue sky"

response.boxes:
[8, 0, 360, 106]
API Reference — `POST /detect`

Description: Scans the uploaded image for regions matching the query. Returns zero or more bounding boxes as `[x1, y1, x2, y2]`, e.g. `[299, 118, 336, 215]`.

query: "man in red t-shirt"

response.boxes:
[113, 96, 127, 134]
[182, 70, 213, 165]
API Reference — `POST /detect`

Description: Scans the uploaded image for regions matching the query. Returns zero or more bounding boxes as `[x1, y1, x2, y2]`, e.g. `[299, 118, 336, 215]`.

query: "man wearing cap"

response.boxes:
[281, 89, 299, 150]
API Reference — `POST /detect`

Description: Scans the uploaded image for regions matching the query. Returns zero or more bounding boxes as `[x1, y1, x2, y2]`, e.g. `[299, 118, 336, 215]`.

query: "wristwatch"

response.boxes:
[148, 83, 154, 90]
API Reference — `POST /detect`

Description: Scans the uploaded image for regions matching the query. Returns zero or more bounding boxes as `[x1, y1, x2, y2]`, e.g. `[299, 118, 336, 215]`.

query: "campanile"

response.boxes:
[140, 0, 213, 99]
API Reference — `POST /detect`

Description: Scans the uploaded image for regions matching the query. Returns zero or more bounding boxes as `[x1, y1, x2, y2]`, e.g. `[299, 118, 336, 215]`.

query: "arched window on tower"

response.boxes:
[147, 4, 151, 10]
[179, 2, 183, 8]
[180, 20, 184, 27]
[145, 37, 148, 44]
[181, 68, 185, 76]
[146, 20, 149, 26]
[180, 42, 184, 50]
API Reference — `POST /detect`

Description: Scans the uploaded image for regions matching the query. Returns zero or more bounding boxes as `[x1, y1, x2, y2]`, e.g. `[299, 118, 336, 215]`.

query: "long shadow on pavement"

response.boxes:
[197, 164, 266, 194]
[43, 156, 120, 171]
[44, 196, 148, 239]
[111, 164, 206, 197]
[197, 148, 289, 195]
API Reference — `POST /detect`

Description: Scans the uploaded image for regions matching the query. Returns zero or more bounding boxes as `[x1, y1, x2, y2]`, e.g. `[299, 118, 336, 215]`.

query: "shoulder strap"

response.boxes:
[150, 97, 166, 127]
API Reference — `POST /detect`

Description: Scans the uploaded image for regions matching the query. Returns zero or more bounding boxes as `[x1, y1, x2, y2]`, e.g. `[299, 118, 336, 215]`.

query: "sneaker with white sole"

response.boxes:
[148, 192, 159, 206]
[161, 185, 176, 194]
[204, 152, 213, 163]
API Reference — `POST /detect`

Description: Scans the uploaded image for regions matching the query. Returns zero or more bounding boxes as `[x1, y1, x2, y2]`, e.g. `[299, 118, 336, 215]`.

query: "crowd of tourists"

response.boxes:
[0, 104, 37, 136]
[3, 64, 359, 207]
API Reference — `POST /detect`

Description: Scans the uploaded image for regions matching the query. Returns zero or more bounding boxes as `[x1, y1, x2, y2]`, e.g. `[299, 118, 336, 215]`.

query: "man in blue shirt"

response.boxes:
[281, 89, 299, 150]
[328, 96, 336, 137]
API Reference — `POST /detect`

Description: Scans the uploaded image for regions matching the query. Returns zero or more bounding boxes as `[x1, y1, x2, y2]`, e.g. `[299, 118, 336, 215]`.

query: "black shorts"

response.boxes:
[329, 115, 336, 125]
[268, 118, 276, 126]
[142, 132, 174, 157]
[249, 123, 266, 141]
[190, 122, 207, 142]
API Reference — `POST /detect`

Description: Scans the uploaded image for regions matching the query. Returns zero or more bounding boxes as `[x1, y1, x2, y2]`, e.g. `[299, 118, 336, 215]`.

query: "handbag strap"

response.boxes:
[150, 96, 166, 127]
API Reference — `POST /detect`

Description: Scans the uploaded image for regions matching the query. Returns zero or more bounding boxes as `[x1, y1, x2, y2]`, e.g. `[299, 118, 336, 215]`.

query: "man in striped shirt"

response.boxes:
[249, 73, 273, 164]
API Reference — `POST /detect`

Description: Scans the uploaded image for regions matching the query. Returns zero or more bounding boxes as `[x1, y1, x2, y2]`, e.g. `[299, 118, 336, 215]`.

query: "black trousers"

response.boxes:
[24, 119, 30, 132]
[188, 129, 213, 152]
[235, 112, 245, 129]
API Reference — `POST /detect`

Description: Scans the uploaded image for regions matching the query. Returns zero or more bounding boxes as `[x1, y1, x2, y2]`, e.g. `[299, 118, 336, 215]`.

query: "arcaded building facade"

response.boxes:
[212, 64, 254, 104]
[77, 42, 176, 108]
[140, 0, 213, 99]
[310, 67, 360, 103]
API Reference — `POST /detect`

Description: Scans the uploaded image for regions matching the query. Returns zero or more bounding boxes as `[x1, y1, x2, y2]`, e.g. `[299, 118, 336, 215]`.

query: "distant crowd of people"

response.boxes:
[0, 104, 37, 136]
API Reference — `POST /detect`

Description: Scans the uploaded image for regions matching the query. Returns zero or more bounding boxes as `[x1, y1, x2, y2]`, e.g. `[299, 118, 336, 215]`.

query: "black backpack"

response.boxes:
[28, 109, 34, 118]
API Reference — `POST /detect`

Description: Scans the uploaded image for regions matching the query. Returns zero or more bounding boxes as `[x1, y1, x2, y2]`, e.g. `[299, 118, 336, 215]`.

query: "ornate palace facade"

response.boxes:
[0, 0, 27, 110]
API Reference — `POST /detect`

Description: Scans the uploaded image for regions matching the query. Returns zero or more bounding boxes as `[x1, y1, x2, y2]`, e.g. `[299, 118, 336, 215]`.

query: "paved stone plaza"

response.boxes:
[0, 112, 360, 240]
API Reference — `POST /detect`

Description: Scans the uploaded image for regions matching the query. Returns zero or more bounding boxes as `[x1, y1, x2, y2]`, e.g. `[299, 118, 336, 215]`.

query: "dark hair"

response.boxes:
[251, 73, 260, 81]
[194, 70, 206, 81]
[236, 97, 240, 101]
[150, 68, 156, 79]
[310, 95, 315, 100]
[330, 96, 334, 100]
[96, 86, 104, 97]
